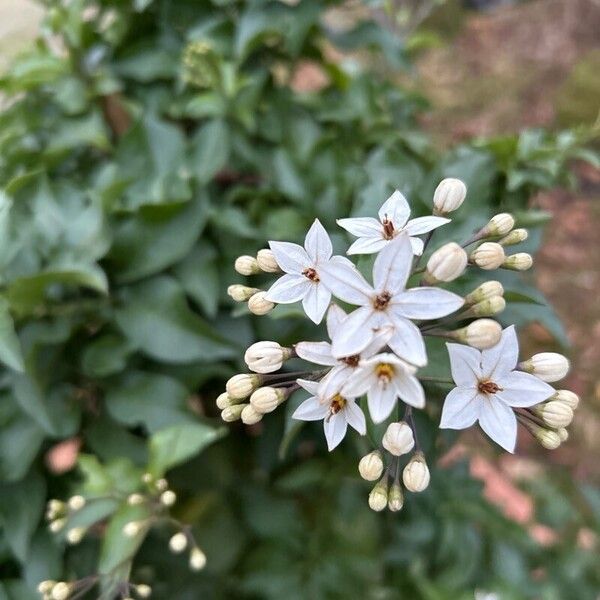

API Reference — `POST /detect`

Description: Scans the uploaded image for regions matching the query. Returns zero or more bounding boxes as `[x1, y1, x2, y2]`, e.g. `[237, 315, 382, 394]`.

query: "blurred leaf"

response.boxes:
[191, 119, 230, 184]
[0, 298, 24, 372]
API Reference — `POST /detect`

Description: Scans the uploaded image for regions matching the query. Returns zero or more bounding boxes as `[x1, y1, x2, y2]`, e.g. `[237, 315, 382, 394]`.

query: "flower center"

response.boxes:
[341, 355, 360, 368]
[375, 363, 395, 385]
[373, 291, 392, 310]
[328, 394, 347, 418]
[302, 267, 319, 282]
[382, 217, 395, 240]
[478, 379, 502, 395]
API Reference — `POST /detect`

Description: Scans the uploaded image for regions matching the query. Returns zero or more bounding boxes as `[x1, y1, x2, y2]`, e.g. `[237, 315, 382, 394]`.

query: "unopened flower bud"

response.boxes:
[226, 373, 261, 399]
[234, 255, 260, 275]
[216, 392, 237, 409]
[169, 532, 188, 553]
[519, 353, 570, 382]
[244, 341, 291, 373]
[465, 296, 506, 318]
[499, 228, 528, 246]
[502, 253, 533, 271]
[227, 284, 260, 302]
[451, 318, 502, 349]
[127, 493, 145, 506]
[142, 473, 153, 484]
[551, 389, 579, 410]
[484, 213, 515, 237]
[241, 404, 263, 425]
[557, 427, 569, 442]
[358, 450, 384, 481]
[248, 291, 275, 315]
[424, 242, 468, 283]
[534, 427, 561, 450]
[221, 404, 246, 422]
[256, 249, 280, 273]
[46, 499, 65, 520]
[49, 518, 67, 533]
[368, 476, 389, 512]
[464, 281, 504, 306]
[135, 584, 152, 598]
[67, 495, 86, 512]
[38, 581, 56, 594]
[388, 480, 404, 512]
[160, 490, 177, 506]
[190, 547, 207, 571]
[382, 422, 414, 456]
[402, 452, 431, 492]
[250, 387, 286, 413]
[433, 178, 467, 215]
[123, 521, 143, 538]
[51, 582, 72, 600]
[155, 478, 168, 492]
[470, 242, 505, 270]
[535, 401, 574, 428]
[65, 527, 86, 545]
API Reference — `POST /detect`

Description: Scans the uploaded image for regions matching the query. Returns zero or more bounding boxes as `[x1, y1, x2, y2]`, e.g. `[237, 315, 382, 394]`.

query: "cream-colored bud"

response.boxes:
[51, 582, 72, 600]
[402, 452, 431, 492]
[387, 480, 404, 512]
[244, 341, 290, 374]
[190, 547, 207, 571]
[234, 255, 260, 275]
[470, 242, 505, 270]
[464, 281, 504, 306]
[424, 242, 468, 283]
[142, 473, 153, 484]
[221, 404, 246, 422]
[216, 392, 236, 409]
[433, 178, 467, 215]
[451, 318, 502, 350]
[127, 493, 145, 506]
[256, 249, 280, 273]
[551, 389, 579, 410]
[485, 213, 515, 236]
[502, 253, 533, 271]
[358, 451, 384, 481]
[156, 478, 168, 492]
[535, 427, 561, 450]
[499, 228, 528, 246]
[123, 521, 143, 538]
[249, 387, 286, 413]
[160, 490, 177, 507]
[241, 404, 263, 425]
[382, 422, 414, 456]
[38, 581, 56, 594]
[226, 374, 261, 399]
[535, 401, 574, 428]
[227, 284, 260, 302]
[169, 532, 188, 553]
[67, 495, 86, 512]
[49, 518, 66, 533]
[135, 584, 152, 598]
[248, 291, 275, 315]
[46, 499, 65, 520]
[465, 296, 506, 318]
[557, 428, 569, 442]
[368, 476, 389, 512]
[520, 352, 570, 382]
[66, 527, 86, 545]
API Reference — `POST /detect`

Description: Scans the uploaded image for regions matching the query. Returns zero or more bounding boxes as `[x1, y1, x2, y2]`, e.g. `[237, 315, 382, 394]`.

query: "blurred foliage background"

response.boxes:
[0, 0, 598, 598]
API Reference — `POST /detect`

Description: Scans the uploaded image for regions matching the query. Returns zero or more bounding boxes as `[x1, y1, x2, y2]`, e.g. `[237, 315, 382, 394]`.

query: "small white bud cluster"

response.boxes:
[219, 374, 270, 423]
[528, 389, 580, 449]
[449, 318, 502, 350]
[46, 495, 88, 543]
[382, 422, 414, 456]
[424, 242, 468, 284]
[244, 341, 292, 373]
[432, 178, 467, 215]
[231, 249, 281, 315]
[38, 580, 73, 600]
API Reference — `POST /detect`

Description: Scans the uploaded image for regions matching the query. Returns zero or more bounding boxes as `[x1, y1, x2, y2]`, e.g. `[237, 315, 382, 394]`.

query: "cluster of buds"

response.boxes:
[223, 179, 577, 510]
[168, 531, 207, 571]
[45, 495, 88, 545]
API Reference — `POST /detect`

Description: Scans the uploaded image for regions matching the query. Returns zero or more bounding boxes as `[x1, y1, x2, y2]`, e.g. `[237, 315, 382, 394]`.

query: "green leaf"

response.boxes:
[0, 407, 44, 481]
[81, 334, 134, 378]
[148, 422, 225, 477]
[0, 298, 24, 372]
[115, 276, 235, 363]
[503, 290, 545, 305]
[191, 119, 230, 184]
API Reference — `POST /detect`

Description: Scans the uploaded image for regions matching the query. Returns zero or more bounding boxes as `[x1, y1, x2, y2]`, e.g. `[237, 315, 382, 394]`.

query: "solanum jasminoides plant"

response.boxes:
[225, 182, 577, 510]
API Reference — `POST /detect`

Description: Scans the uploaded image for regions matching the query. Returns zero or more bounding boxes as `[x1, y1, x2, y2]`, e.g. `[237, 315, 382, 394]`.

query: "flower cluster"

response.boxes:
[223, 180, 578, 511]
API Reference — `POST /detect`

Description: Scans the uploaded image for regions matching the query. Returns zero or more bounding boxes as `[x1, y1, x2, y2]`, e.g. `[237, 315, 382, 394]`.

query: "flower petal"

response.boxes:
[391, 287, 464, 320]
[447, 343, 482, 386]
[440, 387, 482, 429]
[367, 384, 397, 423]
[404, 216, 451, 236]
[409, 236, 424, 256]
[393, 373, 425, 409]
[343, 367, 376, 397]
[372, 233, 413, 294]
[331, 306, 379, 358]
[326, 304, 347, 339]
[478, 398, 518, 453]
[296, 378, 320, 395]
[494, 371, 555, 407]
[292, 396, 329, 421]
[343, 400, 366, 435]
[337, 217, 382, 238]
[295, 341, 337, 366]
[302, 282, 331, 324]
[387, 315, 427, 367]
[318, 259, 373, 305]
[481, 325, 519, 379]
[378, 190, 411, 229]
[304, 218, 333, 264]
[324, 412, 348, 450]
[268, 241, 310, 274]
[319, 365, 351, 400]
[361, 325, 394, 358]
[347, 236, 388, 255]
[265, 274, 310, 303]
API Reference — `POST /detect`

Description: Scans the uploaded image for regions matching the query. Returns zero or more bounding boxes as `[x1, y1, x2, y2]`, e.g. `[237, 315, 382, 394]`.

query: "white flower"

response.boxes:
[291, 378, 366, 451]
[319, 234, 464, 366]
[342, 353, 425, 423]
[336, 190, 449, 255]
[440, 326, 555, 452]
[265, 219, 344, 324]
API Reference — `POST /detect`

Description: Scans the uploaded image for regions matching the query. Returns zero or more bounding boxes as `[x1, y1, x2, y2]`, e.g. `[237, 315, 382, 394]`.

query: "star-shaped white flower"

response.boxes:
[265, 219, 342, 324]
[295, 304, 392, 398]
[319, 234, 464, 367]
[292, 378, 366, 451]
[440, 325, 555, 452]
[342, 353, 425, 423]
[337, 190, 449, 255]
